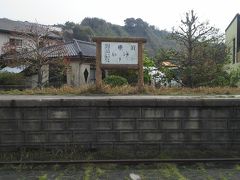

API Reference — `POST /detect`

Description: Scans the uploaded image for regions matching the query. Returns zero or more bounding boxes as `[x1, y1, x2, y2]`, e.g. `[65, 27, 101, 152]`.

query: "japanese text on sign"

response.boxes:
[101, 42, 138, 64]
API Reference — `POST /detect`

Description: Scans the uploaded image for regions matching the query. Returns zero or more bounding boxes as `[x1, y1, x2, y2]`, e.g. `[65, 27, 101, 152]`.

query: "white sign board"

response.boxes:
[101, 42, 138, 65]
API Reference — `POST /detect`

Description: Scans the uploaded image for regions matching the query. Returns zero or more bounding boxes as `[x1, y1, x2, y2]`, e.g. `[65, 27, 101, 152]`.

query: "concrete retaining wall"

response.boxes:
[0, 96, 240, 151]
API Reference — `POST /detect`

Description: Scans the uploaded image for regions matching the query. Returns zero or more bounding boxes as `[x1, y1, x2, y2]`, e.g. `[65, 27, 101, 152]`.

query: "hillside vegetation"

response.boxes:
[58, 18, 177, 56]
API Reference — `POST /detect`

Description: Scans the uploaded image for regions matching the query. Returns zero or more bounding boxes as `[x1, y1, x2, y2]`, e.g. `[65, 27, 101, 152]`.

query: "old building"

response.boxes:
[0, 18, 97, 88]
[225, 14, 240, 64]
[45, 39, 96, 87]
[0, 18, 62, 55]
[0, 18, 62, 88]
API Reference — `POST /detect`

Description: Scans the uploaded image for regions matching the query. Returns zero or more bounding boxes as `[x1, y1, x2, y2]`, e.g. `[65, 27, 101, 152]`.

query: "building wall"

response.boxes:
[0, 32, 10, 55]
[0, 97, 240, 151]
[0, 32, 30, 55]
[226, 16, 238, 64]
[79, 64, 90, 85]
[0, 30, 61, 56]
[67, 61, 80, 87]
[67, 61, 92, 87]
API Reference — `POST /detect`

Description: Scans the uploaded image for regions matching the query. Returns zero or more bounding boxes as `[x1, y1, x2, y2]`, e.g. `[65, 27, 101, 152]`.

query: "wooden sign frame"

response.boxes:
[92, 37, 146, 90]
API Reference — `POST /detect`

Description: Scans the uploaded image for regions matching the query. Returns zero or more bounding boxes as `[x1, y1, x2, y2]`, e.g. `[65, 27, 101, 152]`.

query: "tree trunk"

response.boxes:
[187, 42, 193, 88]
[37, 68, 43, 89]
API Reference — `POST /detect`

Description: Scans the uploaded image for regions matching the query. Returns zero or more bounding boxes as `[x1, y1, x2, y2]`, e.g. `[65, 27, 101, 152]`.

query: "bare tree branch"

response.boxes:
[1, 22, 64, 88]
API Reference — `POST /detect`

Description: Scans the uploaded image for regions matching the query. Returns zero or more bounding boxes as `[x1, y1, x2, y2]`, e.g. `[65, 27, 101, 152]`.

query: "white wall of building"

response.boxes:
[66, 61, 92, 87]
[226, 17, 238, 64]
[67, 61, 80, 87]
[79, 64, 90, 85]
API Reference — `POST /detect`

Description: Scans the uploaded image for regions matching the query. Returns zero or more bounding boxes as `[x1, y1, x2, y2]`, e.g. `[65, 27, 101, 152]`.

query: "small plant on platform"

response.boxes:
[103, 75, 128, 87]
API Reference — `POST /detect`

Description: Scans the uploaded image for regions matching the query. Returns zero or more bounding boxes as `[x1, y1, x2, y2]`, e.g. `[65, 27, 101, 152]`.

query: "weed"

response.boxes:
[38, 174, 48, 180]
[220, 175, 229, 180]
[206, 176, 215, 180]
[124, 175, 131, 180]
[1, 84, 240, 95]
[83, 165, 94, 180]
[55, 172, 64, 180]
[159, 164, 187, 180]
[53, 164, 61, 171]
[235, 164, 240, 171]
[96, 167, 106, 178]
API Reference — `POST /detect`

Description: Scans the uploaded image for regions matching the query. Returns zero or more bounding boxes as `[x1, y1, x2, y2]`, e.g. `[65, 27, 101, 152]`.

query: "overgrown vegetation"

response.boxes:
[1, 85, 240, 95]
[1, 147, 240, 161]
[1, 148, 240, 179]
[0, 163, 239, 180]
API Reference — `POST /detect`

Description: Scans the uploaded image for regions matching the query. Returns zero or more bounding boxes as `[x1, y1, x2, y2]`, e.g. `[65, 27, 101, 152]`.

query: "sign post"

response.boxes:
[92, 37, 146, 91]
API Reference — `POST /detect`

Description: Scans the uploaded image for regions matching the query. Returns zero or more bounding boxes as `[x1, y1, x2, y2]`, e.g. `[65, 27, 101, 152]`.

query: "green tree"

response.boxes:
[60, 22, 95, 42]
[73, 25, 94, 41]
[59, 17, 177, 56]
[155, 48, 179, 66]
[171, 10, 227, 87]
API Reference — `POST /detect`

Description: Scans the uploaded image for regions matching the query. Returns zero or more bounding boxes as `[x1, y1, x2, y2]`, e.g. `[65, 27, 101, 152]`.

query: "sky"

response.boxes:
[0, 0, 240, 33]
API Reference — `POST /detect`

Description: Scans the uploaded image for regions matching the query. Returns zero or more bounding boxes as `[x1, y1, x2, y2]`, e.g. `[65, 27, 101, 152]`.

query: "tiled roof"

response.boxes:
[75, 39, 96, 57]
[44, 39, 96, 58]
[1, 39, 96, 60]
[0, 18, 62, 39]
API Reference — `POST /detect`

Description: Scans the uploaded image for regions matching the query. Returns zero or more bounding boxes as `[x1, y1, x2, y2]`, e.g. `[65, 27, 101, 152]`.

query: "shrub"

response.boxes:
[103, 75, 128, 87]
[108, 69, 138, 84]
[0, 72, 25, 85]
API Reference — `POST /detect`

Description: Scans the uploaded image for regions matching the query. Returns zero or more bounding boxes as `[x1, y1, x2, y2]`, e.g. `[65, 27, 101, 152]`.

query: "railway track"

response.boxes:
[1, 158, 240, 165]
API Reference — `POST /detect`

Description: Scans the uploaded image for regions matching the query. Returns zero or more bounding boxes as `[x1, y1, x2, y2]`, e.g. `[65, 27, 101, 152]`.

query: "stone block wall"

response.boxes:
[0, 96, 240, 150]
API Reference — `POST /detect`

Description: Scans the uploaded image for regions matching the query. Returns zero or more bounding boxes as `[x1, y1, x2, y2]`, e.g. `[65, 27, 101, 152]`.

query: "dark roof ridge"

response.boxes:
[73, 38, 96, 46]
[73, 39, 82, 55]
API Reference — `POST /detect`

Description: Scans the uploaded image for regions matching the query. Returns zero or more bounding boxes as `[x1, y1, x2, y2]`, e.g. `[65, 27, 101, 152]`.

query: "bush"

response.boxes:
[103, 75, 128, 87]
[0, 72, 25, 85]
[108, 69, 138, 84]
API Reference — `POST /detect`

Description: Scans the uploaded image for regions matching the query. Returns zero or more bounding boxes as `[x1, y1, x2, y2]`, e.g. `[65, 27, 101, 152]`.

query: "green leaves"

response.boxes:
[103, 75, 128, 87]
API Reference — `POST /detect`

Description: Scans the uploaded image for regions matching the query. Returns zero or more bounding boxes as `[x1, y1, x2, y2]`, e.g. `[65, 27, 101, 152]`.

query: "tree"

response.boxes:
[57, 21, 95, 42]
[171, 10, 222, 87]
[155, 48, 179, 67]
[2, 23, 64, 88]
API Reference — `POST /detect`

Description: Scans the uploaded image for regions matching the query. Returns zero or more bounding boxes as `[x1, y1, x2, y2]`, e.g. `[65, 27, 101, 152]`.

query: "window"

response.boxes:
[9, 38, 22, 47]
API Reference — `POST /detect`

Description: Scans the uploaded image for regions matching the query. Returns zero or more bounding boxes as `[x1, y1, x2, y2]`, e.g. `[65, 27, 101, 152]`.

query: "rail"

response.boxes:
[1, 158, 240, 165]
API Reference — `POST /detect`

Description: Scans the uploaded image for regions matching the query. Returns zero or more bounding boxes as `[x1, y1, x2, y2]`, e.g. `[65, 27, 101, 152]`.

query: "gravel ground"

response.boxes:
[0, 163, 240, 180]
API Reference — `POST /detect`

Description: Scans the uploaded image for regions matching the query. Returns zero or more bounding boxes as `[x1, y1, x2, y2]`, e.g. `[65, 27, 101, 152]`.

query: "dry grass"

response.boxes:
[1, 84, 240, 95]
